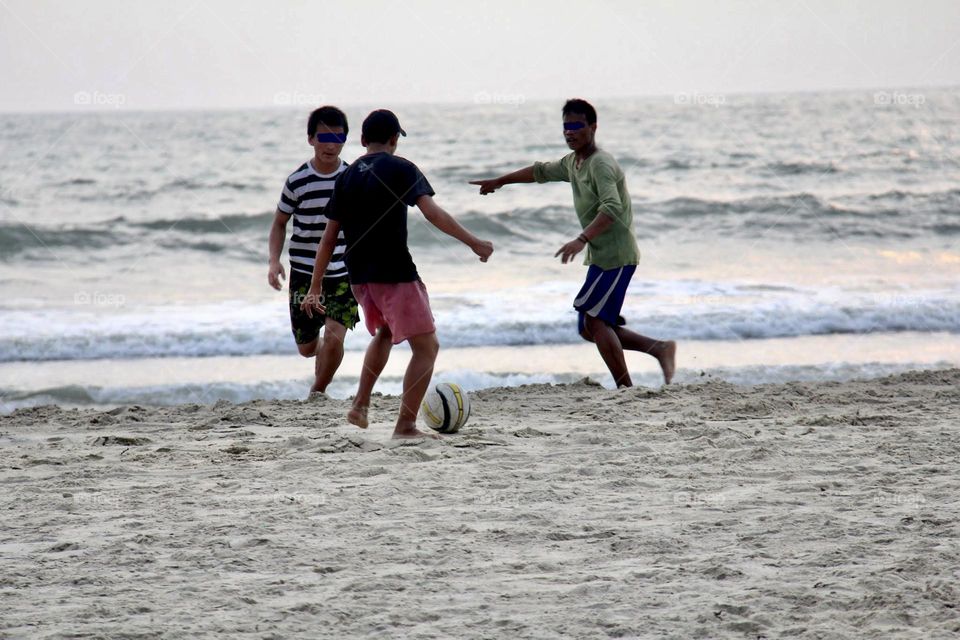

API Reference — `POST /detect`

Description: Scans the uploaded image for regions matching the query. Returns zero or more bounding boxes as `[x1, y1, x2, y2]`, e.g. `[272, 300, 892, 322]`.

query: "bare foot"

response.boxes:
[309, 382, 326, 395]
[658, 341, 677, 384]
[347, 406, 369, 429]
[392, 420, 441, 440]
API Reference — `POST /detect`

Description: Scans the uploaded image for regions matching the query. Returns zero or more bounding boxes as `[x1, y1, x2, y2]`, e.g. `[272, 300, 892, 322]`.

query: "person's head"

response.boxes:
[307, 106, 349, 164]
[561, 98, 597, 152]
[361, 109, 406, 152]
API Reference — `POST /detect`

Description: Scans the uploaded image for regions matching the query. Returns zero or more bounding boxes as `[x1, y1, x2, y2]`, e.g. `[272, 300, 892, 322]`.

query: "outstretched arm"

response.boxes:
[416, 195, 493, 262]
[469, 165, 535, 195]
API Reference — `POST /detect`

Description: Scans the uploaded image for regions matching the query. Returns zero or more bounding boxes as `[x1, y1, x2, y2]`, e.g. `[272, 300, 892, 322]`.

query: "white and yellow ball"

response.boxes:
[420, 382, 470, 433]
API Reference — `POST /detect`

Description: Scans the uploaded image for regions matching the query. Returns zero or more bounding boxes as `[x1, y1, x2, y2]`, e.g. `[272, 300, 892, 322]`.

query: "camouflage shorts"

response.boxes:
[288, 272, 359, 345]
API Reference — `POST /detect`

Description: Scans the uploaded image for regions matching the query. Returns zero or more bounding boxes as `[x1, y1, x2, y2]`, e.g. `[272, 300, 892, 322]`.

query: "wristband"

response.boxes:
[577, 234, 589, 244]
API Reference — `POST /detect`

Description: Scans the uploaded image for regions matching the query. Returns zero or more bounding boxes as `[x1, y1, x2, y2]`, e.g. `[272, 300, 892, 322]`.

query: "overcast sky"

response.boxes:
[1, 0, 958, 112]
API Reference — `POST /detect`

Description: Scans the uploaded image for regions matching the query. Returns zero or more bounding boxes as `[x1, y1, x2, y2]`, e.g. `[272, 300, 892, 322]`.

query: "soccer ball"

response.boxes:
[420, 382, 470, 433]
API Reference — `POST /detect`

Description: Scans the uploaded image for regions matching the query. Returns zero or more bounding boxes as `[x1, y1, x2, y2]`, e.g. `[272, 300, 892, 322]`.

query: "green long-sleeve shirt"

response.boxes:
[533, 150, 640, 269]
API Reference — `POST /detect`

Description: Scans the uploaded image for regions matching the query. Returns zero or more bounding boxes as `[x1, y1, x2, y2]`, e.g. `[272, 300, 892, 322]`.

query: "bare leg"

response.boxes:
[614, 326, 677, 384]
[348, 326, 393, 429]
[296, 339, 319, 396]
[583, 316, 632, 388]
[580, 318, 677, 385]
[393, 331, 441, 439]
[296, 340, 318, 358]
[310, 319, 346, 394]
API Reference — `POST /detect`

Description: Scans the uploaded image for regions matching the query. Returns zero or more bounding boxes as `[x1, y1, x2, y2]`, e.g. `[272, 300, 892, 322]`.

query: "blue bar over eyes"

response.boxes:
[563, 122, 587, 131]
[316, 132, 347, 143]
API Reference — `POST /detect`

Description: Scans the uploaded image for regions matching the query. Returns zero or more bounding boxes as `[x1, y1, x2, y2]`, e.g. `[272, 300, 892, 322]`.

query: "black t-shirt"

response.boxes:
[325, 152, 435, 284]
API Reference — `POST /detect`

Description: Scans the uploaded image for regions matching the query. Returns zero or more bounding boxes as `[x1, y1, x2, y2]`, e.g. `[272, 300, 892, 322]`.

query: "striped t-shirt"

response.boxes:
[277, 159, 348, 278]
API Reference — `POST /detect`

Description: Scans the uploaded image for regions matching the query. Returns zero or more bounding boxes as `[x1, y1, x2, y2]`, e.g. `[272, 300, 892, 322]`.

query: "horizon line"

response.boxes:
[1, 82, 957, 116]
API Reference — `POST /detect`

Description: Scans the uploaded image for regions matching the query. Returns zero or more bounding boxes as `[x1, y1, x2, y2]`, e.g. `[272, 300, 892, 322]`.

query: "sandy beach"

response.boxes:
[2, 368, 959, 639]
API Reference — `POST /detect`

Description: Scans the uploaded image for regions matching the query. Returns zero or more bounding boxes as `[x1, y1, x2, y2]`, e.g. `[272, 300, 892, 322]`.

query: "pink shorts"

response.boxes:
[351, 280, 436, 344]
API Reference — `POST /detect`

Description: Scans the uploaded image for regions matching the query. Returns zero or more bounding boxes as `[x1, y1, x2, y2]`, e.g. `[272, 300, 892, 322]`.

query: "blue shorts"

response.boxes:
[575, 264, 636, 334]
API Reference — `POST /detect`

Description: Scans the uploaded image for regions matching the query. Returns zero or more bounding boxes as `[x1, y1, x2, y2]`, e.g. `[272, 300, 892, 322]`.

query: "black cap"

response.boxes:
[362, 109, 407, 143]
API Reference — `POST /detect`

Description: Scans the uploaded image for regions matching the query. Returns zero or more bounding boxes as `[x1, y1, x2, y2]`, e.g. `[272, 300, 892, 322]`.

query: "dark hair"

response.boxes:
[307, 106, 349, 137]
[361, 109, 407, 144]
[562, 98, 597, 125]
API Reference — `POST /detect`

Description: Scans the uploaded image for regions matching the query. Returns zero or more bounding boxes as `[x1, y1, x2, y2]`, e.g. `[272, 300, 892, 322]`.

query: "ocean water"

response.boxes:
[1, 89, 959, 410]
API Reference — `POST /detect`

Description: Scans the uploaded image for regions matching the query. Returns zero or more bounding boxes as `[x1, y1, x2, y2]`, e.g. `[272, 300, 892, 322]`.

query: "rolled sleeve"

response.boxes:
[593, 159, 625, 221]
[533, 156, 571, 183]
